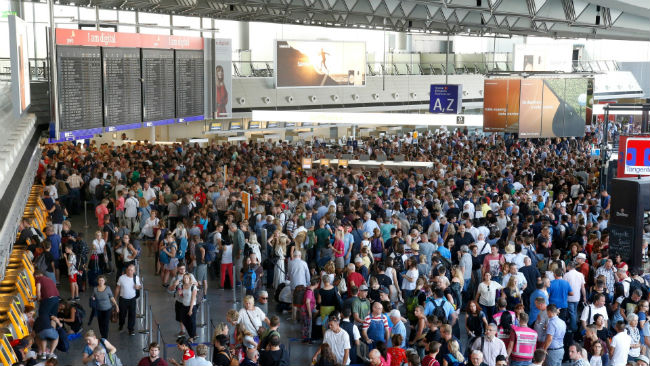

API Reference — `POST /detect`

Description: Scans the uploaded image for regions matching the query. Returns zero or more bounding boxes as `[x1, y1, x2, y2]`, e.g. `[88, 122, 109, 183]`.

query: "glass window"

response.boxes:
[172, 15, 200, 30]
[98, 9, 117, 22]
[24, 2, 33, 22]
[34, 3, 49, 23]
[139, 26, 170, 35]
[118, 25, 136, 33]
[79, 7, 95, 23]
[138, 12, 170, 27]
[173, 29, 201, 37]
[118, 10, 135, 24]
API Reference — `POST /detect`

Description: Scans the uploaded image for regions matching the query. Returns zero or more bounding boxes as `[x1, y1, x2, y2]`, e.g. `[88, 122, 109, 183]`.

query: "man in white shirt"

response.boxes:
[610, 321, 631, 366]
[471, 324, 507, 366]
[580, 293, 609, 329]
[362, 212, 379, 237]
[142, 182, 157, 207]
[123, 192, 139, 233]
[563, 261, 586, 332]
[115, 263, 141, 336]
[287, 250, 310, 290]
[313, 316, 351, 365]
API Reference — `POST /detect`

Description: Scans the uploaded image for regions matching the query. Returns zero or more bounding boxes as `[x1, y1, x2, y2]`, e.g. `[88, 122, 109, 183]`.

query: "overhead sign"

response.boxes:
[429, 84, 462, 114]
[624, 137, 650, 175]
[302, 158, 312, 170]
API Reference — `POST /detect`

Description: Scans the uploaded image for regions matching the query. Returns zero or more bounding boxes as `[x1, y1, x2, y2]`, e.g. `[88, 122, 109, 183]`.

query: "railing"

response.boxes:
[573, 60, 620, 73]
[0, 57, 619, 81]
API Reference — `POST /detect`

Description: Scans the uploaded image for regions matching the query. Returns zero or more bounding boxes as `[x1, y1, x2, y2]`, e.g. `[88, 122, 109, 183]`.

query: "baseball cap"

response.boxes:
[576, 253, 587, 260]
[638, 356, 649, 366]
[359, 284, 369, 291]
[379, 286, 389, 295]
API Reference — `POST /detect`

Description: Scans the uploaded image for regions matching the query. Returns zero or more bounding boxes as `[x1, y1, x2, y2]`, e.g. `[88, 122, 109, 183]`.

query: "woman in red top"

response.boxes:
[215, 65, 229, 117]
[170, 336, 194, 366]
[388, 334, 407, 366]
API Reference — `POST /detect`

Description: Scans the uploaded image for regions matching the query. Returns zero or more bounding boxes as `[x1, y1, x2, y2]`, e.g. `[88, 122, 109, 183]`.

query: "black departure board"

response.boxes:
[102, 47, 142, 127]
[175, 50, 204, 118]
[56, 46, 103, 132]
[142, 49, 175, 122]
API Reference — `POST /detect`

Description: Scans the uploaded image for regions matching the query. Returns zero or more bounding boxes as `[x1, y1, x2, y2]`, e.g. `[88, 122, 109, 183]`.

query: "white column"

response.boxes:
[150, 127, 156, 143]
[396, 32, 407, 51]
[239, 21, 250, 51]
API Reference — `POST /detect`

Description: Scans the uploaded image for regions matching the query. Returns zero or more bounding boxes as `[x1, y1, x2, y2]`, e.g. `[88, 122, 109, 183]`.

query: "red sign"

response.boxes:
[617, 135, 650, 178]
[55, 29, 203, 50]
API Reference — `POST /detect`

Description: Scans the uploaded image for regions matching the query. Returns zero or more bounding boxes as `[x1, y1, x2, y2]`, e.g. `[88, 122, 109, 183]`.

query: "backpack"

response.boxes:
[431, 299, 448, 323]
[243, 269, 257, 291]
[202, 242, 217, 263]
[72, 239, 89, 270]
[630, 278, 649, 299]
[35, 254, 48, 273]
[72, 303, 86, 324]
[406, 295, 420, 324]
[56, 326, 69, 352]
[371, 238, 383, 254]
[176, 237, 188, 259]
[449, 282, 463, 311]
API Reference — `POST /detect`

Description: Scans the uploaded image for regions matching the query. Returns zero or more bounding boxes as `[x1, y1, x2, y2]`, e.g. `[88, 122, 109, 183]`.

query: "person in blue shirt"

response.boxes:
[548, 268, 573, 321]
[424, 289, 457, 326]
[543, 304, 566, 366]
[389, 309, 407, 348]
[437, 239, 452, 261]
[528, 280, 549, 324]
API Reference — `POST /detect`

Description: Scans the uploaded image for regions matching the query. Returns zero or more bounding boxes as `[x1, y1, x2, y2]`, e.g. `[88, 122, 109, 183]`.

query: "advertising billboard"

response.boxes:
[483, 77, 592, 137]
[8, 15, 31, 117]
[429, 84, 462, 114]
[214, 38, 232, 118]
[275, 40, 365, 88]
[482, 79, 520, 133]
[624, 138, 650, 175]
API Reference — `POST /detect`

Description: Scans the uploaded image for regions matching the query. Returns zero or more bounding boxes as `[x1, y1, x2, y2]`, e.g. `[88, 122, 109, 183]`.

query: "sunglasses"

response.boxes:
[259, 297, 268, 300]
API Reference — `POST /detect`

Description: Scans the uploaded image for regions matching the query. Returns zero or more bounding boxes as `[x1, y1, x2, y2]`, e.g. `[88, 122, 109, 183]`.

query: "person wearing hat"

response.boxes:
[637, 355, 650, 366]
[351, 285, 371, 325]
[575, 253, 589, 278]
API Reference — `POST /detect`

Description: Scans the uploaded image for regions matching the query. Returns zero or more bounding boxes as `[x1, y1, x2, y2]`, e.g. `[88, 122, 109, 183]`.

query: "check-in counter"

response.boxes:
[0, 298, 29, 340]
[0, 334, 17, 366]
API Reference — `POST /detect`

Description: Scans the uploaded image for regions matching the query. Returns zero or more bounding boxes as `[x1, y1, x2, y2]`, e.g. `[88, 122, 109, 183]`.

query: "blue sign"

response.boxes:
[429, 84, 462, 114]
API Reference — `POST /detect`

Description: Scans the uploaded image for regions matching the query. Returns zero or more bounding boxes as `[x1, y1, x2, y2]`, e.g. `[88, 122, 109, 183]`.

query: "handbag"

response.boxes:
[111, 308, 119, 323]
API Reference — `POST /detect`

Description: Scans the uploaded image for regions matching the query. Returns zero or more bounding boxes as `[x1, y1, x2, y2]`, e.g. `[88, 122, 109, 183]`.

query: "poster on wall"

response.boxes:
[8, 15, 31, 117]
[275, 40, 366, 88]
[214, 38, 232, 119]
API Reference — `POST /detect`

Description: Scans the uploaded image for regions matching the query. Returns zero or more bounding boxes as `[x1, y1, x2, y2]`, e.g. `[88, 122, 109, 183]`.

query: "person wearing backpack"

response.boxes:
[194, 238, 209, 302]
[425, 289, 458, 326]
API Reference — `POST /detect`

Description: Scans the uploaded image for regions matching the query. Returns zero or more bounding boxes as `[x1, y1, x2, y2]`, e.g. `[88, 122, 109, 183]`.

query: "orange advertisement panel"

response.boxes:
[505, 79, 521, 133]
[483, 79, 509, 132]
[518, 79, 544, 137]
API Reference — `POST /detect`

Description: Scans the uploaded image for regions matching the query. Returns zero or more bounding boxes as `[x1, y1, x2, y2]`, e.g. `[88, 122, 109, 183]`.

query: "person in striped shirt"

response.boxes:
[362, 301, 391, 348]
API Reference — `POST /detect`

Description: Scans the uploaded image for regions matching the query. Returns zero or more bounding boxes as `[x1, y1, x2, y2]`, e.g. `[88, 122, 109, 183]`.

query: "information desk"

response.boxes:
[312, 159, 433, 169]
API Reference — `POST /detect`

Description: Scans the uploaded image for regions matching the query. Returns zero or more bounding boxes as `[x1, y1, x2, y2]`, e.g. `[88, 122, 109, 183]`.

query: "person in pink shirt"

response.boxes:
[115, 190, 125, 227]
[333, 228, 345, 272]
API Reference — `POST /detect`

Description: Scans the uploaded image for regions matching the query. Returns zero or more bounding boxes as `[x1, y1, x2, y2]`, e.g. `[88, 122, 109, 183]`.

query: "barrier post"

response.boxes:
[197, 299, 209, 328]
[83, 201, 88, 229]
[139, 294, 151, 334]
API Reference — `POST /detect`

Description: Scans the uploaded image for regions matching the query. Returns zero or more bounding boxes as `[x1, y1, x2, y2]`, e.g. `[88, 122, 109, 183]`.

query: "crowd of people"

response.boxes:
[13, 126, 650, 366]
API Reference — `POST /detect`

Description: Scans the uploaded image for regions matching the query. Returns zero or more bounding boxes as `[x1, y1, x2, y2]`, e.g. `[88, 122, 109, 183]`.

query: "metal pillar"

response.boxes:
[600, 107, 609, 190]
[445, 33, 450, 84]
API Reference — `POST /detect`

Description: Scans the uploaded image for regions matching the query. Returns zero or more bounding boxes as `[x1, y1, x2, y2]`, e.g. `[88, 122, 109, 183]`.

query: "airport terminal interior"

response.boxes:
[4, 0, 650, 365]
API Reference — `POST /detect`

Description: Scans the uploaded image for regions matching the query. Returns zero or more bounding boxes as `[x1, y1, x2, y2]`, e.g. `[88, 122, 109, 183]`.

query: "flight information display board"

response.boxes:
[56, 46, 103, 133]
[103, 47, 142, 130]
[142, 49, 175, 125]
[175, 50, 204, 120]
